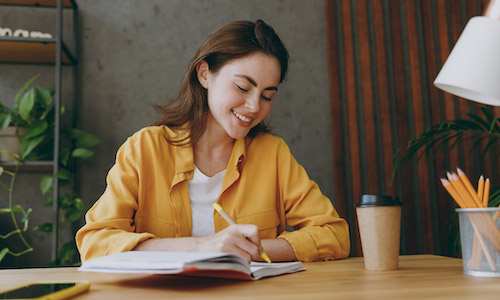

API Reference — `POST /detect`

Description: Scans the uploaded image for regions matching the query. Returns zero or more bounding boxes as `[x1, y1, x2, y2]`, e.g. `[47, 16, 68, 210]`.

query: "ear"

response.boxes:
[196, 60, 210, 89]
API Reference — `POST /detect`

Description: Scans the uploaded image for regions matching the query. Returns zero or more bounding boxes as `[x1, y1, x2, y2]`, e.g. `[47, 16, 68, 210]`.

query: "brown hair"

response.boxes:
[152, 20, 289, 145]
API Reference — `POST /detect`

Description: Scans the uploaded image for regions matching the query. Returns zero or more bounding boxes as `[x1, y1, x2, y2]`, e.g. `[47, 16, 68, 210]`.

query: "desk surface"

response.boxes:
[0, 255, 499, 299]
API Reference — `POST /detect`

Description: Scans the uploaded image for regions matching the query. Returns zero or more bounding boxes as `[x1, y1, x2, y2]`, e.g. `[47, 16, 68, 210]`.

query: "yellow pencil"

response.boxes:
[213, 203, 272, 263]
[478, 175, 485, 207]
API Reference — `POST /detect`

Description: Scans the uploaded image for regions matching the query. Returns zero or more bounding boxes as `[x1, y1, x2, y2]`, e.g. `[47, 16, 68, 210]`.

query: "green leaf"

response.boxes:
[452, 119, 482, 131]
[489, 188, 500, 207]
[40, 175, 53, 194]
[56, 169, 72, 182]
[74, 197, 84, 211]
[34, 222, 52, 234]
[60, 148, 71, 167]
[480, 107, 500, 133]
[21, 208, 32, 231]
[39, 104, 54, 121]
[0, 208, 12, 214]
[481, 138, 499, 160]
[10, 205, 25, 213]
[23, 119, 48, 140]
[20, 135, 44, 160]
[481, 107, 495, 123]
[24, 138, 52, 161]
[71, 129, 101, 148]
[19, 89, 35, 121]
[0, 112, 11, 129]
[59, 194, 76, 209]
[0, 248, 9, 262]
[35, 86, 52, 107]
[15, 75, 39, 105]
[44, 196, 53, 207]
[71, 148, 95, 159]
[65, 209, 83, 222]
[58, 241, 77, 264]
[468, 137, 486, 156]
[467, 113, 491, 131]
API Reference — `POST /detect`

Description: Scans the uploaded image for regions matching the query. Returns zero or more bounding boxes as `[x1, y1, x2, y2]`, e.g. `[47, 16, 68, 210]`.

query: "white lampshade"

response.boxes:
[434, 16, 500, 106]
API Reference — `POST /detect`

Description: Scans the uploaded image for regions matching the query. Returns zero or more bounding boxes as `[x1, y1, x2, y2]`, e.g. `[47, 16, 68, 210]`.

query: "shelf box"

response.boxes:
[0, 39, 74, 64]
[0, 0, 74, 8]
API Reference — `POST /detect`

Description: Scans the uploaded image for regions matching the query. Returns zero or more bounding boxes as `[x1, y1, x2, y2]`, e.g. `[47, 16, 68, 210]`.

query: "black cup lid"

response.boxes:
[356, 194, 402, 207]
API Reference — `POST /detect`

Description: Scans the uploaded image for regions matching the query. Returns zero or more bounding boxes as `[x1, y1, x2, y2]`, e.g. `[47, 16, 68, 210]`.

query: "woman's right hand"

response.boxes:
[133, 224, 262, 263]
[198, 224, 262, 263]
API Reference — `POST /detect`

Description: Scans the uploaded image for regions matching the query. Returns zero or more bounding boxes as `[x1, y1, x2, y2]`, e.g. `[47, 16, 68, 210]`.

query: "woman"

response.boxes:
[76, 20, 350, 263]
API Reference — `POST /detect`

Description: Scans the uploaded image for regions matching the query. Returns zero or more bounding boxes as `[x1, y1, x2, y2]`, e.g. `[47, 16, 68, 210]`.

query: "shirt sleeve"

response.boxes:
[275, 139, 350, 261]
[76, 136, 156, 262]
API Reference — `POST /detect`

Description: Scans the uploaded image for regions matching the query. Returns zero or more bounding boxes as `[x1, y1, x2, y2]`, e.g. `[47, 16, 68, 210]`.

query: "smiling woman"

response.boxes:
[75, 20, 350, 264]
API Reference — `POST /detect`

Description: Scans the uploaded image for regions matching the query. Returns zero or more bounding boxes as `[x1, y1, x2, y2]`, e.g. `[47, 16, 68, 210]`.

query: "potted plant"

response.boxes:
[0, 75, 100, 265]
[392, 107, 500, 256]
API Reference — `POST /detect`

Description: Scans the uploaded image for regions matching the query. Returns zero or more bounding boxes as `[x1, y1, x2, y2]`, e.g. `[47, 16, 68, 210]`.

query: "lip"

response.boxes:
[232, 110, 254, 127]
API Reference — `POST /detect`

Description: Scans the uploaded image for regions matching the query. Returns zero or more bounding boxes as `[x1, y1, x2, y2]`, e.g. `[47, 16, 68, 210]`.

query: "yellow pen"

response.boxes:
[213, 203, 272, 263]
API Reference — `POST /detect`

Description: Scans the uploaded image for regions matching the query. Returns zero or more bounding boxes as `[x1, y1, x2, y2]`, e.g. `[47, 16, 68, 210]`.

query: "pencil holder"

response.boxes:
[456, 207, 500, 277]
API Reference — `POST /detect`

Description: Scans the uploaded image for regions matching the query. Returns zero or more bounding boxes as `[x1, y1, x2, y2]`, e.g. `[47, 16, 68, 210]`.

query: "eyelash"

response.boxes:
[237, 85, 248, 92]
[236, 85, 272, 101]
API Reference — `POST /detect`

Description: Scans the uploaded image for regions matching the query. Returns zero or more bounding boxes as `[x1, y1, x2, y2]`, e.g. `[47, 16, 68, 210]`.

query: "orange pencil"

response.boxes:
[471, 222, 497, 271]
[457, 168, 483, 207]
[483, 178, 490, 207]
[448, 173, 476, 208]
[440, 178, 467, 208]
[477, 175, 485, 207]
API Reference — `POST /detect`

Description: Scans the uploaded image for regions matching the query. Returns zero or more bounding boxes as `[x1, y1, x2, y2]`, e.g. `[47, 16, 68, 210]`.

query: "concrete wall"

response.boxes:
[0, 0, 334, 267]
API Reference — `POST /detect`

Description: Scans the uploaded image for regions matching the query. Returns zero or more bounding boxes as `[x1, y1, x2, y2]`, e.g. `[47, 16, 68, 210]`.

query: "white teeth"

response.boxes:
[233, 111, 251, 123]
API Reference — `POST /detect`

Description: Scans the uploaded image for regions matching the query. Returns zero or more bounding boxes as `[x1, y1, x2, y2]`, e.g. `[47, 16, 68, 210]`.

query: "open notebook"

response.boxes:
[79, 251, 305, 280]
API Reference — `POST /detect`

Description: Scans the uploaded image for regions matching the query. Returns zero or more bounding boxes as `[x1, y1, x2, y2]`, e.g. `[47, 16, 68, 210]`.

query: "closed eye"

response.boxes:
[236, 85, 248, 92]
[261, 95, 272, 101]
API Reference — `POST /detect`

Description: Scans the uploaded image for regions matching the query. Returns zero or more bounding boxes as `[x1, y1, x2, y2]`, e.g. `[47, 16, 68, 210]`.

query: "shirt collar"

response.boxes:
[174, 136, 247, 176]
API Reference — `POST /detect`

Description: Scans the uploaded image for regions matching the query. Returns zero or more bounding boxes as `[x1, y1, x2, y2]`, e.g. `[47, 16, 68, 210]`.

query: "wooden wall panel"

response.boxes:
[325, 0, 499, 257]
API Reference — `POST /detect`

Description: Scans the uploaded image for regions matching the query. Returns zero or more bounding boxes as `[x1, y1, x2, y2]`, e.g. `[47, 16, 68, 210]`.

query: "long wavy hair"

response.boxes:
[152, 20, 289, 145]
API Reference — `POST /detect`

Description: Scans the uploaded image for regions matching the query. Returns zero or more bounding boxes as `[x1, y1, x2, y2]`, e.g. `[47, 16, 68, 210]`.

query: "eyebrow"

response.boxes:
[235, 74, 278, 91]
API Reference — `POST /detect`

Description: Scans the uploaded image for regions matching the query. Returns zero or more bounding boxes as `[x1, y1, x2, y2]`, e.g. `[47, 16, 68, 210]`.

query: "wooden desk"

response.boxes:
[0, 255, 499, 299]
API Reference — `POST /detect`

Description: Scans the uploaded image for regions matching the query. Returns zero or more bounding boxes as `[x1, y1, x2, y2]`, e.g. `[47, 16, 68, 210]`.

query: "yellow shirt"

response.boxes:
[76, 126, 350, 262]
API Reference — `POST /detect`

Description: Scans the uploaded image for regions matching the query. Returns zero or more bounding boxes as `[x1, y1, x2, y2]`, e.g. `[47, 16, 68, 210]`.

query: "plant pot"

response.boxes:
[0, 127, 27, 162]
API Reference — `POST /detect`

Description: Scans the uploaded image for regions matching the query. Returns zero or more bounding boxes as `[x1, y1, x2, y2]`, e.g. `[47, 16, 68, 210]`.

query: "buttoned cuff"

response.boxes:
[278, 230, 319, 262]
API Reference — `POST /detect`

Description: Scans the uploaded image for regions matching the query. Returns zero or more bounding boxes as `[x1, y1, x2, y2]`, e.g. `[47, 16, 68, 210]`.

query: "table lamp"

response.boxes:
[433, 0, 500, 106]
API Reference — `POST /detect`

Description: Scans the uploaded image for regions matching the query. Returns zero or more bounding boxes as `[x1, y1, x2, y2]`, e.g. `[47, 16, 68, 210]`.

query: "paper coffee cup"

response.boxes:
[356, 195, 402, 271]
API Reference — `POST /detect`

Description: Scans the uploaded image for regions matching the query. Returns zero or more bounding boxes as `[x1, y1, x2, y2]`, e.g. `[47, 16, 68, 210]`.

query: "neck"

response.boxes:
[196, 116, 234, 154]
[193, 117, 235, 176]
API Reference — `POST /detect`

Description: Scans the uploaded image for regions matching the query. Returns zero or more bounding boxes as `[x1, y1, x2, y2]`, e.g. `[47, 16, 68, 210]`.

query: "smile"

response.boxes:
[232, 111, 252, 123]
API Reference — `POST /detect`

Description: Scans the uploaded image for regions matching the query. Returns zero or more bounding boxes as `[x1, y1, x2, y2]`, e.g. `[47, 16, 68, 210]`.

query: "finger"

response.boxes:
[232, 224, 261, 246]
[232, 248, 253, 264]
[233, 235, 261, 258]
[212, 232, 254, 263]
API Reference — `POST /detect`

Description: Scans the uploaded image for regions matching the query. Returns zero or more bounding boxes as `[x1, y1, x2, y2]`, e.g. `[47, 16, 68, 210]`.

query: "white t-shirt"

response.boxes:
[188, 165, 226, 237]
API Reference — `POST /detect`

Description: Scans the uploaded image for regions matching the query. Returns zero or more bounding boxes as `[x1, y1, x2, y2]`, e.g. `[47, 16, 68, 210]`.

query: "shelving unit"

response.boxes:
[0, 0, 79, 261]
[0, 37, 74, 64]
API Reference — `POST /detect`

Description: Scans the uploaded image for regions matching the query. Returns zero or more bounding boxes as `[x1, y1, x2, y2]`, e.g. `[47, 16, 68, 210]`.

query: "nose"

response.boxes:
[245, 94, 260, 113]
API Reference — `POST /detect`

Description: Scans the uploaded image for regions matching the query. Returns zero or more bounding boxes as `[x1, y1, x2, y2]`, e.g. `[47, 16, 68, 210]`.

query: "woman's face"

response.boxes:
[198, 52, 281, 140]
